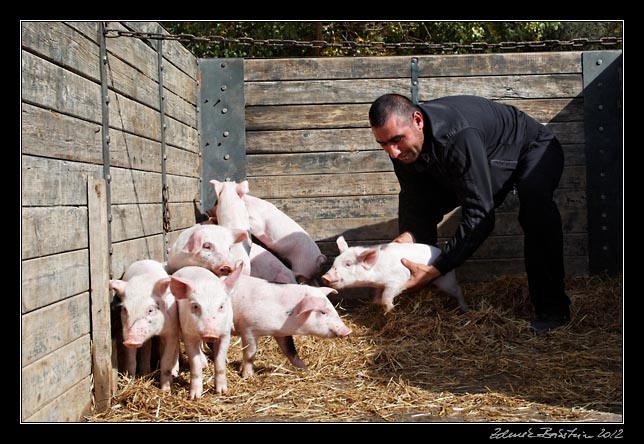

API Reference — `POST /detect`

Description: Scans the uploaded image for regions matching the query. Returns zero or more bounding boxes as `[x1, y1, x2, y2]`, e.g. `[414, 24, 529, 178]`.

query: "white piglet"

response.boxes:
[230, 274, 352, 378]
[109, 259, 180, 392]
[166, 224, 249, 276]
[170, 264, 242, 399]
[321, 236, 469, 314]
[210, 179, 252, 275]
[243, 194, 326, 284]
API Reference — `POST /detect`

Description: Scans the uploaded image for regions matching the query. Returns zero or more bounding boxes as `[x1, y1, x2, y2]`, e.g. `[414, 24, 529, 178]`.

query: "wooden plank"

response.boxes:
[243, 52, 582, 81]
[166, 145, 200, 176]
[105, 22, 197, 104]
[247, 150, 391, 176]
[245, 75, 582, 106]
[21, 104, 103, 164]
[111, 203, 163, 242]
[499, 98, 584, 123]
[22, 250, 89, 314]
[88, 177, 117, 412]
[166, 174, 201, 203]
[21, 335, 92, 421]
[246, 127, 376, 154]
[110, 235, 165, 280]
[245, 78, 410, 106]
[103, 38, 196, 127]
[168, 202, 204, 230]
[21, 21, 99, 81]
[21, 156, 101, 207]
[264, 189, 586, 226]
[22, 207, 88, 260]
[419, 74, 583, 100]
[109, 167, 161, 205]
[123, 21, 198, 85]
[22, 376, 92, 422]
[248, 171, 400, 199]
[247, 151, 584, 184]
[245, 109, 582, 156]
[415, 52, 583, 77]
[248, 164, 584, 199]
[105, 88, 197, 151]
[22, 293, 90, 367]
[246, 102, 586, 136]
[22, 50, 101, 121]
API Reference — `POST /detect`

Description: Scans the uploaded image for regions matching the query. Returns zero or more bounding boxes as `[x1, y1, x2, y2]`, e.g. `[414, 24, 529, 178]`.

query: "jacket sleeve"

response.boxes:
[432, 128, 496, 275]
[392, 160, 443, 246]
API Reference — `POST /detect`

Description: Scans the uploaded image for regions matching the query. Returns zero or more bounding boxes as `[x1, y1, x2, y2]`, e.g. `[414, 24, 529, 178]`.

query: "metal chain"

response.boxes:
[162, 184, 171, 233]
[105, 28, 621, 53]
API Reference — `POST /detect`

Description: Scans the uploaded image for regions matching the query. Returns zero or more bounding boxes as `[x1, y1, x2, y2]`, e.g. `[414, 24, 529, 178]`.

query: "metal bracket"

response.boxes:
[98, 22, 113, 273]
[197, 58, 246, 212]
[582, 50, 623, 275]
[410, 57, 420, 104]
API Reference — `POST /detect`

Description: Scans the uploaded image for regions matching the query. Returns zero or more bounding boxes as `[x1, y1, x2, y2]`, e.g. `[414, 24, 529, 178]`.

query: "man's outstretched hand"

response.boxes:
[400, 259, 442, 291]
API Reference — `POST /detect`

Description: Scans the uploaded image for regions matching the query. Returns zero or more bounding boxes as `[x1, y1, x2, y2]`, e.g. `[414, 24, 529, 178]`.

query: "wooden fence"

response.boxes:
[21, 21, 622, 421]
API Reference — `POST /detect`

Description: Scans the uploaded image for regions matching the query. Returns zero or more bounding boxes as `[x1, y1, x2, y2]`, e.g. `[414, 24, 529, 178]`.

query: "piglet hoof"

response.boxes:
[214, 385, 228, 395]
[291, 357, 307, 369]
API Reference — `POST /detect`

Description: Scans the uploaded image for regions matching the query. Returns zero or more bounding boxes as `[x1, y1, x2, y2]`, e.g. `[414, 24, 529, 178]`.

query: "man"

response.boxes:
[368, 94, 571, 332]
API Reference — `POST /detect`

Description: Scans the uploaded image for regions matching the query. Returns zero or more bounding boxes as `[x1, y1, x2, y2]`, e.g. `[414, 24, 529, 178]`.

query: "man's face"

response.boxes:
[371, 111, 424, 164]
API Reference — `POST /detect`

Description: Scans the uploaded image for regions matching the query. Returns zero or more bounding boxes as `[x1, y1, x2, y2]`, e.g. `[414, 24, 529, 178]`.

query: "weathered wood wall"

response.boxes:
[21, 21, 199, 422]
[243, 52, 591, 282]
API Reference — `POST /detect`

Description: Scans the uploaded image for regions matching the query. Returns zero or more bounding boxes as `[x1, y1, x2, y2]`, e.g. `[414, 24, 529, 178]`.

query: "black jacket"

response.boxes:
[392, 95, 550, 275]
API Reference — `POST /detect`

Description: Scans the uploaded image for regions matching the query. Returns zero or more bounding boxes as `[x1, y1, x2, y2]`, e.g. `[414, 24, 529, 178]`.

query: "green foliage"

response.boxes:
[161, 21, 622, 58]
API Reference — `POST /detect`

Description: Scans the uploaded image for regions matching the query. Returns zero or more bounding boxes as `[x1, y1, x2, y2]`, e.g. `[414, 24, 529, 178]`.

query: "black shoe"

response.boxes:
[530, 314, 570, 333]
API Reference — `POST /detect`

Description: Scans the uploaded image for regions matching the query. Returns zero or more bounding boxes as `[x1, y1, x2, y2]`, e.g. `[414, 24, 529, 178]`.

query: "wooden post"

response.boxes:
[87, 177, 116, 411]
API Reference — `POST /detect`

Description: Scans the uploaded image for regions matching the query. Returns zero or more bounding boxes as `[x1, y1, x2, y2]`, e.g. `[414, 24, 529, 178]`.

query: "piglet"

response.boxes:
[109, 259, 180, 391]
[250, 243, 298, 284]
[230, 274, 352, 378]
[210, 179, 252, 275]
[321, 236, 469, 314]
[170, 264, 242, 399]
[166, 224, 249, 276]
[243, 194, 326, 284]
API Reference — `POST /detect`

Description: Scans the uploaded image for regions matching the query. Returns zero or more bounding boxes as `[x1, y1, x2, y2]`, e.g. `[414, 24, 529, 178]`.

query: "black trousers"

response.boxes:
[515, 132, 571, 318]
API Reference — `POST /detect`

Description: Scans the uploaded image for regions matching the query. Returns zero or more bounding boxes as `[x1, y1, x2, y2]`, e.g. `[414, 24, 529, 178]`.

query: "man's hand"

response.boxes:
[400, 259, 442, 291]
[392, 231, 415, 244]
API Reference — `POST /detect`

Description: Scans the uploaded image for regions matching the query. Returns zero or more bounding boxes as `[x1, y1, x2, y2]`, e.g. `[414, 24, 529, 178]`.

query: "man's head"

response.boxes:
[369, 94, 425, 164]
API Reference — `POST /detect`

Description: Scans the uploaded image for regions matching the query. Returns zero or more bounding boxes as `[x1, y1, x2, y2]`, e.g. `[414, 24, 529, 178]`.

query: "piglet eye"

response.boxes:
[320, 310, 328, 315]
[191, 302, 200, 314]
[146, 307, 155, 316]
[343, 261, 352, 268]
[202, 242, 213, 251]
[219, 304, 225, 311]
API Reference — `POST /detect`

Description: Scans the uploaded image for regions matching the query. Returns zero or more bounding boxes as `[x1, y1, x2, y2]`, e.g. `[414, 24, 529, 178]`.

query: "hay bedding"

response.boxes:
[85, 274, 622, 423]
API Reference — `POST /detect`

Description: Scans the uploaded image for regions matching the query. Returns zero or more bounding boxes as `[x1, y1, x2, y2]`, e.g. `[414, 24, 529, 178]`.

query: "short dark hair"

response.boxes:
[369, 93, 418, 128]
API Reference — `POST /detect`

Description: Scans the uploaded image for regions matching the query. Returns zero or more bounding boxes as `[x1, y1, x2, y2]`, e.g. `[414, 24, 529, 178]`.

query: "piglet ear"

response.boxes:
[230, 228, 250, 245]
[336, 236, 349, 253]
[169, 276, 194, 300]
[186, 230, 205, 254]
[154, 277, 172, 296]
[237, 180, 250, 197]
[210, 179, 224, 196]
[319, 287, 338, 297]
[223, 260, 244, 292]
[109, 279, 127, 297]
[292, 296, 327, 316]
[357, 248, 379, 270]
